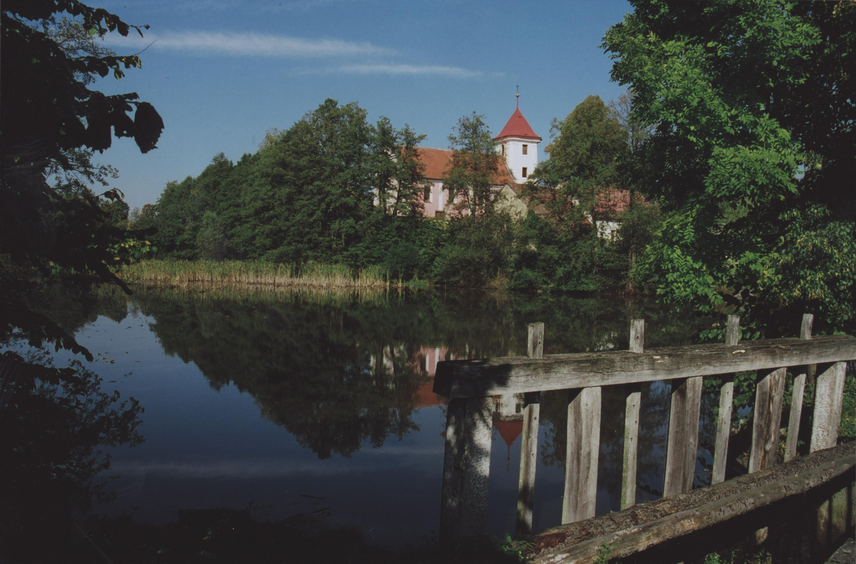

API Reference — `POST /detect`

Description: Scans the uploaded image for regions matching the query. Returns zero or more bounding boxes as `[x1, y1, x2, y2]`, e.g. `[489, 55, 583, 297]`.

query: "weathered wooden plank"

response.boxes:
[726, 315, 740, 346]
[810, 361, 847, 453]
[530, 441, 856, 564]
[517, 393, 540, 537]
[438, 396, 493, 545]
[433, 335, 856, 399]
[712, 315, 740, 484]
[528, 322, 545, 359]
[516, 323, 544, 537]
[629, 319, 645, 354]
[621, 319, 644, 510]
[621, 387, 641, 509]
[785, 372, 806, 462]
[749, 367, 786, 472]
[785, 313, 813, 462]
[663, 376, 703, 496]
[562, 386, 601, 523]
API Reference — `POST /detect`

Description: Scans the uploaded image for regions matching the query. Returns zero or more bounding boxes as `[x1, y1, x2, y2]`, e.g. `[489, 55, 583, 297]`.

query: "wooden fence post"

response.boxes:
[810, 358, 848, 551]
[621, 319, 644, 510]
[562, 386, 602, 523]
[516, 323, 543, 537]
[663, 375, 703, 497]
[748, 367, 786, 472]
[785, 314, 812, 461]
[438, 395, 494, 545]
[810, 361, 847, 453]
[712, 315, 739, 484]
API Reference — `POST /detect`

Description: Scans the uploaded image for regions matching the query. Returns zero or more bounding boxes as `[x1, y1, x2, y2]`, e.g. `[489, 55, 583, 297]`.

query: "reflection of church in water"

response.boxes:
[369, 345, 524, 455]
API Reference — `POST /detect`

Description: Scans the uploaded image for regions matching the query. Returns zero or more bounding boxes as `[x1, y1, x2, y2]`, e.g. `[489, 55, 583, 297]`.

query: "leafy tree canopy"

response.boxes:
[603, 0, 855, 334]
[444, 112, 504, 217]
[529, 95, 629, 228]
[1, 0, 163, 357]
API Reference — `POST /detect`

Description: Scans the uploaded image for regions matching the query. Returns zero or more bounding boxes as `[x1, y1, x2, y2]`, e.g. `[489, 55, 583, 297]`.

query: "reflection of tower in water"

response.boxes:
[493, 394, 524, 470]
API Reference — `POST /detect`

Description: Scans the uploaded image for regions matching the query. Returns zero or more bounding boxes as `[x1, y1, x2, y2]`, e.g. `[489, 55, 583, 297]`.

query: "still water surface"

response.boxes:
[27, 287, 716, 549]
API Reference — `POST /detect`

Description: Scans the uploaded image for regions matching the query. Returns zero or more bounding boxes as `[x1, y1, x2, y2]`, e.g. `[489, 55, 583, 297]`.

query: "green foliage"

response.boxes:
[435, 212, 519, 287]
[615, 198, 662, 289]
[839, 371, 856, 441]
[372, 117, 428, 218]
[498, 534, 535, 563]
[196, 211, 233, 261]
[604, 0, 855, 334]
[703, 549, 771, 564]
[511, 211, 619, 293]
[101, 197, 130, 229]
[444, 112, 504, 216]
[1, 0, 162, 357]
[529, 95, 628, 226]
[594, 542, 614, 564]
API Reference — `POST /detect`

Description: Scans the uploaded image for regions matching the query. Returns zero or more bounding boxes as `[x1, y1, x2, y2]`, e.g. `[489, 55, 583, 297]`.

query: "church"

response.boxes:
[417, 95, 541, 218]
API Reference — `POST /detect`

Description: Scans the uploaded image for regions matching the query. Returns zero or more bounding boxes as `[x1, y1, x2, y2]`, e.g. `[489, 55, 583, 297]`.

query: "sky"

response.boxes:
[91, 0, 634, 211]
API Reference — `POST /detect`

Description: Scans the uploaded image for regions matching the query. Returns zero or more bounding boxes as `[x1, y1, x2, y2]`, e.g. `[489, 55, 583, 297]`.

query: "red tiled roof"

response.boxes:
[415, 147, 453, 180]
[495, 107, 542, 141]
[415, 147, 515, 186]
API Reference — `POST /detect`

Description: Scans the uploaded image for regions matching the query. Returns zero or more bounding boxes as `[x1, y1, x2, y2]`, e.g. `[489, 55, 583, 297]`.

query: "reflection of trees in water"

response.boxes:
[128, 288, 692, 460]
[0, 346, 143, 562]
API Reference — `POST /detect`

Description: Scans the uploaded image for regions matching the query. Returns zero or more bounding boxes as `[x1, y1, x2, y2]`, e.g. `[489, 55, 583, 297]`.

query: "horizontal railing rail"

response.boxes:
[434, 336, 855, 398]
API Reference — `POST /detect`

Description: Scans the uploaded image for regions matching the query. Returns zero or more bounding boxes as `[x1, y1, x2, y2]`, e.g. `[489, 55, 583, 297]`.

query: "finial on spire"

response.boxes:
[516, 84, 520, 108]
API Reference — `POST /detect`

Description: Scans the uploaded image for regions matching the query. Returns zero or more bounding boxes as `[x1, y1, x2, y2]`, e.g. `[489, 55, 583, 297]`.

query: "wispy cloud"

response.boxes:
[127, 0, 359, 15]
[328, 63, 484, 79]
[104, 28, 489, 79]
[107, 30, 392, 58]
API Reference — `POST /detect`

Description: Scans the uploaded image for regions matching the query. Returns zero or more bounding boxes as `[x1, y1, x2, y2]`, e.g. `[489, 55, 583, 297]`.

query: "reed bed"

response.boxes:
[115, 260, 402, 290]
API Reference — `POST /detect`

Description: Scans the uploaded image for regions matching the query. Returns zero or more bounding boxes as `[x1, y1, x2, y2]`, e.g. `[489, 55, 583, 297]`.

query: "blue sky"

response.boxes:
[93, 0, 633, 210]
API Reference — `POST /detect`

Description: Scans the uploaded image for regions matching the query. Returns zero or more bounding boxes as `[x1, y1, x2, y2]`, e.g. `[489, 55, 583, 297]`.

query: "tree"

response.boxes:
[515, 96, 631, 292]
[1, 1, 163, 357]
[151, 152, 237, 260]
[528, 95, 629, 231]
[371, 117, 427, 218]
[151, 177, 201, 259]
[238, 99, 375, 263]
[609, 90, 658, 291]
[196, 211, 233, 261]
[603, 0, 855, 334]
[444, 112, 504, 217]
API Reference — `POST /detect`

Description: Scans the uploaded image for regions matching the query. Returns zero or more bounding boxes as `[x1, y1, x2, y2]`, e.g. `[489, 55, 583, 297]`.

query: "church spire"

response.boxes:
[494, 93, 541, 182]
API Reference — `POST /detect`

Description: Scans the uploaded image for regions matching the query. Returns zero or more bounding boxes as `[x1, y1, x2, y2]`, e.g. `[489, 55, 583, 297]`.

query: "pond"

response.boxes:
[2, 286, 720, 557]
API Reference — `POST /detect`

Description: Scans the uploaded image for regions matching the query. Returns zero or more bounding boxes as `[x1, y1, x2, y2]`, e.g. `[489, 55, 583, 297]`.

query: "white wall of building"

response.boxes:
[497, 136, 539, 183]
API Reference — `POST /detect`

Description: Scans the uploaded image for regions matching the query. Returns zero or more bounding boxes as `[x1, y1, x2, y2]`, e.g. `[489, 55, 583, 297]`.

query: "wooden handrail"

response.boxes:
[433, 335, 855, 399]
[436, 318, 855, 546]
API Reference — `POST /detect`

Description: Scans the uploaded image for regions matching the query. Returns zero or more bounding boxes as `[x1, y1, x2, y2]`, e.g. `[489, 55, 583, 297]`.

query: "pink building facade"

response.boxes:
[415, 101, 542, 218]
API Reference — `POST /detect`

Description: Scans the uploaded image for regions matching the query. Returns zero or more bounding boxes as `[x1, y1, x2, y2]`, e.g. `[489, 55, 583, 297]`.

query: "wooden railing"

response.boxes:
[433, 314, 856, 545]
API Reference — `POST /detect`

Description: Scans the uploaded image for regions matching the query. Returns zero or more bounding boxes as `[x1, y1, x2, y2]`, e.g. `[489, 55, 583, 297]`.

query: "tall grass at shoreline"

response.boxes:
[116, 260, 403, 289]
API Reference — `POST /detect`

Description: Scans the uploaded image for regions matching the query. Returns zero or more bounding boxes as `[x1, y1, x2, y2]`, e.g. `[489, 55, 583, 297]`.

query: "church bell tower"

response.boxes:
[494, 94, 541, 183]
